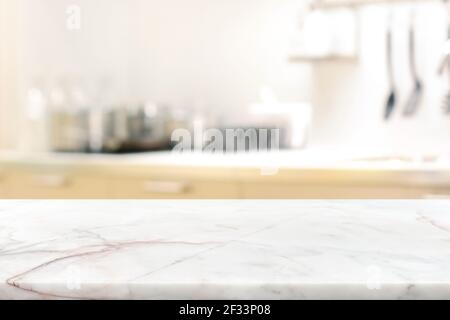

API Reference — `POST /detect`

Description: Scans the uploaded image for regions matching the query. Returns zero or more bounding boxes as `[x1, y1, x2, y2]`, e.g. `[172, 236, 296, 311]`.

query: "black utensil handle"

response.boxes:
[447, 26, 450, 78]
[386, 20, 394, 88]
[409, 18, 418, 81]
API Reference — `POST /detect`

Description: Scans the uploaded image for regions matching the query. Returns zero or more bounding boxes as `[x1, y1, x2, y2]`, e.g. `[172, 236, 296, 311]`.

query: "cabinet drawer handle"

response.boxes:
[143, 181, 189, 194]
[33, 175, 70, 188]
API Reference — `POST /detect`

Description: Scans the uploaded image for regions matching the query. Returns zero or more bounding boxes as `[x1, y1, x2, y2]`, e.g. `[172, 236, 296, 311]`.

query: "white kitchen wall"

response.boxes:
[18, 0, 311, 112]
[0, 0, 20, 149]
[8, 0, 450, 155]
[310, 2, 450, 155]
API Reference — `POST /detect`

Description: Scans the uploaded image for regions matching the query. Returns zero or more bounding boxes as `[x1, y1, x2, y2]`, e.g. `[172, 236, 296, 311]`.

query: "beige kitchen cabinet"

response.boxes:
[241, 183, 436, 199]
[238, 168, 450, 199]
[0, 169, 6, 198]
[111, 178, 239, 199]
[2, 158, 450, 199]
[2, 164, 240, 199]
[7, 170, 109, 199]
[109, 166, 240, 199]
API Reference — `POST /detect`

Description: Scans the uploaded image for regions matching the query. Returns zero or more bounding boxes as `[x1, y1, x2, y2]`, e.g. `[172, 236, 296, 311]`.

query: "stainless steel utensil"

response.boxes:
[439, 47, 450, 114]
[48, 109, 90, 152]
[438, 0, 450, 114]
[440, 34, 450, 114]
[403, 13, 423, 116]
[120, 104, 172, 152]
[443, 91, 450, 114]
[47, 81, 90, 153]
[384, 15, 397, 120]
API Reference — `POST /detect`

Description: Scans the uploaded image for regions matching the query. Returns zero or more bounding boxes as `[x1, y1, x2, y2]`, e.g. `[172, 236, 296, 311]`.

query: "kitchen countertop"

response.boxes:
[1, 149, 450, 171]
[2, 150, 450, 193]
[1, 200, 450, 300]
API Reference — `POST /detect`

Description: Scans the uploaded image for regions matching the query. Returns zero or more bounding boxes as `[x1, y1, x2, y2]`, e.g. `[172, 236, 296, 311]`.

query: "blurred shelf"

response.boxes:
[288, 54, 358, 63]
[314, 0, 435, 10]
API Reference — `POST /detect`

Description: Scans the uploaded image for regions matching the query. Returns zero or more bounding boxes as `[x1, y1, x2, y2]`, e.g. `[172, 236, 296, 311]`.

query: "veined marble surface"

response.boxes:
[1, 200, 450, 300]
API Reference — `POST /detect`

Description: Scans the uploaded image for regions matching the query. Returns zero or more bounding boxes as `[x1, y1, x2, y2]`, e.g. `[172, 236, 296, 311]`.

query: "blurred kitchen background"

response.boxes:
[1, 0, 450, 199]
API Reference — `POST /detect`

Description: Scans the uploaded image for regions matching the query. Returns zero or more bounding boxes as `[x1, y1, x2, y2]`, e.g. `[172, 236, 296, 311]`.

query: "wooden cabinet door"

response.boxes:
[111, 178, 240, 199]
[0, 169, 6, 198]
[7, 171, 109, 199]
[241, 183, 440, 199]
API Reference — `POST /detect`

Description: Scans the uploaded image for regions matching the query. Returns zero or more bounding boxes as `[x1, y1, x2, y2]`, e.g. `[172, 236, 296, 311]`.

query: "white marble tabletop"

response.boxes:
[1, 200, 450, 300]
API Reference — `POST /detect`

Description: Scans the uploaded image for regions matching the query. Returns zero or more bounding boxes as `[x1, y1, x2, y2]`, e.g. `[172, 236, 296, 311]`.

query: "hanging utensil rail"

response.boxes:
[314, 0, 436, 10]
